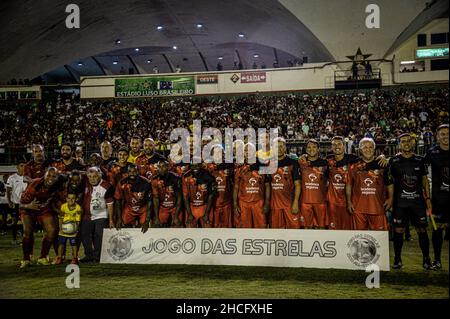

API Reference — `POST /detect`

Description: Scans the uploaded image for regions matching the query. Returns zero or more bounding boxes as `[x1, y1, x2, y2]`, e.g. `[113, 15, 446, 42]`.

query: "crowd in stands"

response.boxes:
[0, 87, 448, 160]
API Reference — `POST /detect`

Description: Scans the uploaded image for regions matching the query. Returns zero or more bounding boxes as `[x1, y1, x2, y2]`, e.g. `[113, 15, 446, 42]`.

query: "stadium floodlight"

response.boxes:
[400, 61, 416, 64]
[135, 48, 140, 52]
[113, 61, 118, 65]
[238, 33, 245, 38]
[156, 25, 163, 30]
[218, 56, 223, 60]
[77, 62, 83, 66]
[196, 23, 203, 28]
[172, 45, 177, 50]
[147, 59, 152, 63]
[115, 39, 121, 44]
[253, 54, 259, 58]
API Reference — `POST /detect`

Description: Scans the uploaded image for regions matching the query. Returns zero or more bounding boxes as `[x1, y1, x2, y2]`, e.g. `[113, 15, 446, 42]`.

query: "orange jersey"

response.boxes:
[182, 169, 216, 207]
[327, 154, 359, 206]
[24, 159, 54, 179]
[270, 156, 300, 209]
[235, 163, 271, 203]
[208, 163, 234, 207]
[107, 163, 131, 188]
[114, 176, 152, 212]
[151, 172, 181, 209]
[51, 159, 85, 173]
[347, 160, 392, 215]
[299, 158, 328, 204]
[170, 161, 190, 177]
[135, 152, 166, 180]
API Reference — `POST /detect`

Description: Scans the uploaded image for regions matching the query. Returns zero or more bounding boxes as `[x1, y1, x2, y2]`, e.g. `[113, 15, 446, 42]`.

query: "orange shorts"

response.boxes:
[186, 205, 211, 228]
[328, 204, 352, 230]
[239, 200, 267, 228]
[270, 206, 300, 229]
[212, 203, 233, 228]
[20, 210, 55, 225]
[300, 203, 329, 228]
[158, 206, 177, 225]
[352, 212, 388, 231]
[122, 206, 147, 226]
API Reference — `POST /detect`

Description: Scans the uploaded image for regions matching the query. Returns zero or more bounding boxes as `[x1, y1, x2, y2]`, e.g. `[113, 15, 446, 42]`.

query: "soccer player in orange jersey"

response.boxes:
[136, 138, 166, 180]
[205, 145, 234, 228]
[152, 160, 182, 227]
[233, 143, 271, 228]
[269, 138, 301, 229]
[107, 147, 132, 188]
[182, 162, 217, 228]
[298, 139, 329, 229]
[114, 164, 152, 232]
[345, 138, 394, 231]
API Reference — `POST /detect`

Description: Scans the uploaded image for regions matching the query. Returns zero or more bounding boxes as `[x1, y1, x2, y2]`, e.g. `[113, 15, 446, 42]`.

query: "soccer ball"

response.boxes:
[61, 221, 78, 235]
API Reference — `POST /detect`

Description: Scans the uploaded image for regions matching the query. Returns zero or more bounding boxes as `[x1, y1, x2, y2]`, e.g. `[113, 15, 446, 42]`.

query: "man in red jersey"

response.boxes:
[107, 147, 132, 188]
[19, 167, 65, 268]
[205, 145, 234, 228]
[114, 164, 152, 232]
[298, 139, 329, 229]
[51, 143, 85, 173]
[136, 138, 167, 180]
[345, 138, 394, 231]
[183, 161, 216, 228]
[234, 143, 271, 228]
[269, 138, 301, 229]
[24, 144, 53, 181]
[152, 160, 182, 227]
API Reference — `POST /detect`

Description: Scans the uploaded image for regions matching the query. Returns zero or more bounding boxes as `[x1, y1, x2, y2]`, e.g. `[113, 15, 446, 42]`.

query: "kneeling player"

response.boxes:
[114, 164, 151, 233]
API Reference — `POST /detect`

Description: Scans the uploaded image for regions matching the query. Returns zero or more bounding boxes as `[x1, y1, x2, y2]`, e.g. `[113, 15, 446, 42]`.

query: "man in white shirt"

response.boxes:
[80, 166, 115, 263]
[0, 176, 9, 237]
[6, 161, 27, 244]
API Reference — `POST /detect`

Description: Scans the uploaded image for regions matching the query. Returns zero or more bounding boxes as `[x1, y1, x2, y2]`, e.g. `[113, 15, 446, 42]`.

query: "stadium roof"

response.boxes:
[0, 0, 447, 83]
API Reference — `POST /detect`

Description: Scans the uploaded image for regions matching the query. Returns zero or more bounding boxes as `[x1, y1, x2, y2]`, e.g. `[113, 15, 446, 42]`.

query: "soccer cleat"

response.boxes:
[432, 260, 442, 270]
[36, 257, 50, 266]
[392, 259, 403, 269]
[423, 258, 436, 270]
[20, 260, 31, 269]
[53, 256, 63, 265]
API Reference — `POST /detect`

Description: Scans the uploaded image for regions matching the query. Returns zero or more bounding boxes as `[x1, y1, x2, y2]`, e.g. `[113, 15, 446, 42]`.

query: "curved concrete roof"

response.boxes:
[0, 0, 446, 83]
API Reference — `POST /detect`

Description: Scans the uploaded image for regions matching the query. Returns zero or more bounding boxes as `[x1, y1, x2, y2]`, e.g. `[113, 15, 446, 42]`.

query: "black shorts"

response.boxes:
[9, 206, 19, 219]
[432, 195, 449, 224]
[393, 204, 427, 228]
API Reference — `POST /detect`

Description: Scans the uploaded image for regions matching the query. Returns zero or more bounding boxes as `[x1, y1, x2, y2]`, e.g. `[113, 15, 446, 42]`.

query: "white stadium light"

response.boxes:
[113, 61, 118, 65]
[400, 60, 416, 64]
[156, 25, 163, 30]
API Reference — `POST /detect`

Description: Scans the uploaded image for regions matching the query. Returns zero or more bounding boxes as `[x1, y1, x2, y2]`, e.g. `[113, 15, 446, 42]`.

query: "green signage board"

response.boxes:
[115, 76, 196, 97]
[416, 47, 449, 59]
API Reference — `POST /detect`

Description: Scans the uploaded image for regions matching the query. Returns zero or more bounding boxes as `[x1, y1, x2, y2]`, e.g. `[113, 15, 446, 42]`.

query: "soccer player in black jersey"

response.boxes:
[388, 133, 433, 270]
[423, 124, 449, 269]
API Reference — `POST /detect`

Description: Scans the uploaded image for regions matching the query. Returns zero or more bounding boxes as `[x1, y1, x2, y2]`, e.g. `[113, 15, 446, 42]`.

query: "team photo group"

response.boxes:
[3, 122, 448, 272]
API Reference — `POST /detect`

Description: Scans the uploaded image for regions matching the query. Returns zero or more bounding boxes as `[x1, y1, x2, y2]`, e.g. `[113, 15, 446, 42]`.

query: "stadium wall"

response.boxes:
[80, 61, 447, 99]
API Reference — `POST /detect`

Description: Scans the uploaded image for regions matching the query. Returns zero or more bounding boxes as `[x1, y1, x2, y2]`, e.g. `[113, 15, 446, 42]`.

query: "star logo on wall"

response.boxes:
[346, 47, 372, 65]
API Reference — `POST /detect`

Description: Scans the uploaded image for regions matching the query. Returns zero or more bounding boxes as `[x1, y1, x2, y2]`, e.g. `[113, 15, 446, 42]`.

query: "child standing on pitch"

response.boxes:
[54, 193, 82, 265]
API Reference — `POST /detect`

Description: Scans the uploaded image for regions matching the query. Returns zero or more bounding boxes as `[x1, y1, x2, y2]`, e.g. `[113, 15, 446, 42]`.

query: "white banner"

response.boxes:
[100, 228, 390, 271]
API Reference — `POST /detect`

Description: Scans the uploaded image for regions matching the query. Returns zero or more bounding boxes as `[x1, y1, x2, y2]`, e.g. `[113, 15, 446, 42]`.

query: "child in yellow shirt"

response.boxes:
[54, 193, 82, 265]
